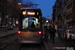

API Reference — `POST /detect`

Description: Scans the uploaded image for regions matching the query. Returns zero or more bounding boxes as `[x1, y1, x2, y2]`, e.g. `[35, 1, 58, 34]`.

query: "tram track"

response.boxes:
[0, 39, 17, 50]
[1, 39, 45, 50]
[0, 33, 18, 50]
[14, 42, 45, 50]
[18, 44, 44, 50]
[0, 32, 45, 50]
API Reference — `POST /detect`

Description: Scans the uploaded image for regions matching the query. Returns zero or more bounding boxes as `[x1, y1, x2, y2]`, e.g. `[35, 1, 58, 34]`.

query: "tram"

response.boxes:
[17, 7, 43, 43]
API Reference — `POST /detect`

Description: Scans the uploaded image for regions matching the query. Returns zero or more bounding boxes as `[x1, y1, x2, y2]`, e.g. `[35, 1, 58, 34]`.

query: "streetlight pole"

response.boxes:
[1, 0, 4, 32]
[6, 0, 8, 32]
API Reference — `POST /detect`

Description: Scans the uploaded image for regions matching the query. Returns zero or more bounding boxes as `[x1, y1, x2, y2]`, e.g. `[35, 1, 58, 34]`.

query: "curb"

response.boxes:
[0, 32, 17, 38]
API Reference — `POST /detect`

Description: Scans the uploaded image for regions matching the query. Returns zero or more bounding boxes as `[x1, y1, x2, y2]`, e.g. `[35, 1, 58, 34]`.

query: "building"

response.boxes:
[52, 0, 69, 30]
[52, 4, 56, 25]
[66, 0, 75, 29]
[42, 17, 52, 28]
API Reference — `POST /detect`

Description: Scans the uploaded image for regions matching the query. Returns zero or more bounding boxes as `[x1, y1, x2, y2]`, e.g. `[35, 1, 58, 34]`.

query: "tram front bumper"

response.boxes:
[18, 36, 42, 43]
[19, 41, 41, 44]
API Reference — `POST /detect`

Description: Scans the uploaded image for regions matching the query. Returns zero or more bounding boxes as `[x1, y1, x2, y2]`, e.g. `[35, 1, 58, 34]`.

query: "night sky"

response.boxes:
[22, 0, 56, 20]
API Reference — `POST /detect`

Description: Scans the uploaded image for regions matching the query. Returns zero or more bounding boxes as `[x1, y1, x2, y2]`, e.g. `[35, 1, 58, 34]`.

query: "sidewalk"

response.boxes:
[45, 35, 67, 50]
[0, 28, 18, 38]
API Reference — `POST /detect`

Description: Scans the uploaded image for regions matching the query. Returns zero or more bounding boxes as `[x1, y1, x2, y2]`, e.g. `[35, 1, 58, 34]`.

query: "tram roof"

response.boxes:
[21, 7, 41, 10]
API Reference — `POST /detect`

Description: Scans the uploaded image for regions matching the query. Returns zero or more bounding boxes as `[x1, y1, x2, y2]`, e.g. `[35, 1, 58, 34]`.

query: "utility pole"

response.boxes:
[1, 0, 4, 32]
[0, 0, 2, 28]
[0, 0, 3, 31]
[6, 0, 8, 32]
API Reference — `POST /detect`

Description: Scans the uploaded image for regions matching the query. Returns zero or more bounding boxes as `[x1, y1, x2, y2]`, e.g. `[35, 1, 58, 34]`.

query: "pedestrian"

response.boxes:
[48, 26, 52, 39]
[44, 26, 48, 42]
[31, 22, 35, 28]
[51, 25, 56, 44]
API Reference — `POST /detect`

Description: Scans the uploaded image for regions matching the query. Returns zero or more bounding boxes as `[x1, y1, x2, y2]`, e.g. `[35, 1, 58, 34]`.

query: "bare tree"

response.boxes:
[22, 0, 33, 7]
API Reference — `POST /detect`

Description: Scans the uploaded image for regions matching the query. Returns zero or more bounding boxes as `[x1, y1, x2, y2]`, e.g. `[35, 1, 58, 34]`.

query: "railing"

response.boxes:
[66, 18, 72, 22]
[66, 8, 72, 13]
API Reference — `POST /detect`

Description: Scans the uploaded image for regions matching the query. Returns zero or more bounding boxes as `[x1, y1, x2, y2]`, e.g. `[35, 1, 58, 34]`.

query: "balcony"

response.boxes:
[66, 0, 72, 7]
[66, 8, 72, 13]
[66, 18, 72, 23]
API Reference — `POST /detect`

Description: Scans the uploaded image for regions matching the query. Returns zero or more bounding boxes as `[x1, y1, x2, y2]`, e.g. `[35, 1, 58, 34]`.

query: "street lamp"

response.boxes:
[18, 3, 21, 5]
[46, 20, 48, 23]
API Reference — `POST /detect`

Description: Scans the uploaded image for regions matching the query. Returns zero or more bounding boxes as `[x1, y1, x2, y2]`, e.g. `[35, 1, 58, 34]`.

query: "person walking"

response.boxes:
[48, 26, 52, 39]
[51, 25, 56, 44]
[44, 26, 48, 42]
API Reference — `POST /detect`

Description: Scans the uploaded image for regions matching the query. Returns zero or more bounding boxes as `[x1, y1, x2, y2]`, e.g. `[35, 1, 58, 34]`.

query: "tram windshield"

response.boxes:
[22, 17, 40, 31]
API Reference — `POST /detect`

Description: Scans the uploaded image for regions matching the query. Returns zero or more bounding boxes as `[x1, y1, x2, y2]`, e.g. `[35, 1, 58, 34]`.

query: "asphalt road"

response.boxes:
[0, 33, 18, 49]
[1, 39, 45, 50]
[0, 32, 75, 50]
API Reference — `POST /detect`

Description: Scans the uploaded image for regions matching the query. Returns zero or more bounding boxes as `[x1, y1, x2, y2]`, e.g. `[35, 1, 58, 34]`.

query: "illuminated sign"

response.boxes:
[22, 11, 39, 15]
[22, 11, 26, 15]
[27, 12, 35, 15]
[37, 12, 39, 15]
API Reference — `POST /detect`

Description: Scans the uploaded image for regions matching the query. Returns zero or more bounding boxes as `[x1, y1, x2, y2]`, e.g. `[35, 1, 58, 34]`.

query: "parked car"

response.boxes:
[64, 29, 75, 40]
[7, 25, 14, 30]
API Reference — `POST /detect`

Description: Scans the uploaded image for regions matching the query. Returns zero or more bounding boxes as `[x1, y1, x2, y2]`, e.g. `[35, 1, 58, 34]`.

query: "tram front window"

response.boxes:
[22, 17, 40, 31]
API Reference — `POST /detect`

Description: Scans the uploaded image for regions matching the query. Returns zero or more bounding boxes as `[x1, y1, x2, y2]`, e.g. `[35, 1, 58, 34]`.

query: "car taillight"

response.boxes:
[38, 31, 42, 35]
[18, 31, 21, 34]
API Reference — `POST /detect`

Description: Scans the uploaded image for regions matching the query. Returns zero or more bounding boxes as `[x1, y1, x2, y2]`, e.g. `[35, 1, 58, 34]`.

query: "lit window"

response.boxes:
[22, 11, 26, 15]
[27, 12, 35, 15]
[37, 12, 39, 15]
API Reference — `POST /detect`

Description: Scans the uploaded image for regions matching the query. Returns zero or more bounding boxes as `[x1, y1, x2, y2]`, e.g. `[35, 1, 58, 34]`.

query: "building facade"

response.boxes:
[66, 0, 75, 29]
[52, 0, 75, 30]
